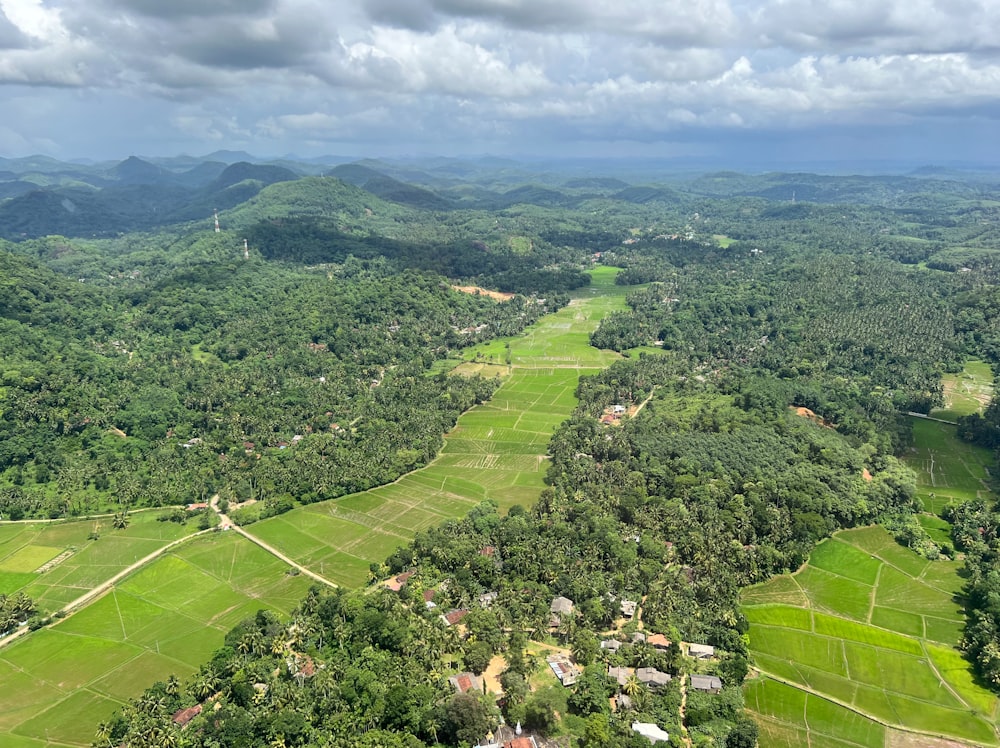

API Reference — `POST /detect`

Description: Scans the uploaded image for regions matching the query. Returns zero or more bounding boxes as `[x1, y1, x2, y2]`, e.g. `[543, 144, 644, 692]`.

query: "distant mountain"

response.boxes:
[495, 185, 578, 208]
[613, 186, 681, 204]
[109, 156, 176, 185]
[200, 150, 259, 165]
[208, 162, 298, 192]
[327, 163, 450, 209]
[173, 161, 229, 188]
[0, 181, 41, 200]
[563, 177, 630, 190]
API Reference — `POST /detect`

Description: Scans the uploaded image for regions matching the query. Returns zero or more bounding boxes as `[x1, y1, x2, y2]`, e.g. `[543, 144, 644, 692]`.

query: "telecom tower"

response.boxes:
[214, 209, 221, 233]
[243, 238, 249, 260]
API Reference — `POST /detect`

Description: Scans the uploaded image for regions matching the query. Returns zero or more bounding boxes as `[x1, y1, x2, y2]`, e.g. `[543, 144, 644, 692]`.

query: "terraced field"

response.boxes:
[743, 526, 998, 746]
[249, 266, 629, 586]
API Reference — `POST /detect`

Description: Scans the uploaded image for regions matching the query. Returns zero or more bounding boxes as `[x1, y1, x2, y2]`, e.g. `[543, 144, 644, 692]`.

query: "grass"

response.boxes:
[251, 267, 631, 586]
[0, 531, 313, 746]
[931, 359, 993, 422]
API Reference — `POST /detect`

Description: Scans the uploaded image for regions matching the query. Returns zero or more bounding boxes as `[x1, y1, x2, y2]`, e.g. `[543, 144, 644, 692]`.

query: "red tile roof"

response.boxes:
[444, 609, 470, 626]
[172, 704, 202, 727]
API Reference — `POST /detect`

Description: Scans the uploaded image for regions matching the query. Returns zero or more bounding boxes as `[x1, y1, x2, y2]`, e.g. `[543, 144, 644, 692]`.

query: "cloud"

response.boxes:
[0, 7, 29, 49]
[0, 0, 997, 160]
[364, 0, 738, 45]
[751, 0, 1000, 54]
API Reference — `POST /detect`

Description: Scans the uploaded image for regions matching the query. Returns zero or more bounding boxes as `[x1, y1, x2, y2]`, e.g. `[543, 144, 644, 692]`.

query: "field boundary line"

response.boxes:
[753, 668, 997, 748]
[229, 526, 337, 589]
[0, 527, 213, 652]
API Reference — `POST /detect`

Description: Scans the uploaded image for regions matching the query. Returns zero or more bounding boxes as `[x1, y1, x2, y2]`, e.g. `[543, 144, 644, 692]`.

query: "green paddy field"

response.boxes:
[0, 267, 631, 746]
[744, 361, 999, 747]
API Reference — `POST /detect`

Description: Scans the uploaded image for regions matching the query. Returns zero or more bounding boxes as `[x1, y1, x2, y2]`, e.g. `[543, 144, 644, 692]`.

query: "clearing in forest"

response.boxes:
[743, 524, 998, 746]
[249, 266, 630, 586]
[932, 359, 994, 422]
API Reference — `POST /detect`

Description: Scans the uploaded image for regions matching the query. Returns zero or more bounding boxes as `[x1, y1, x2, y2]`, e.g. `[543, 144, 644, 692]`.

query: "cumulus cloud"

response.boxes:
[0, 0, 998, 158]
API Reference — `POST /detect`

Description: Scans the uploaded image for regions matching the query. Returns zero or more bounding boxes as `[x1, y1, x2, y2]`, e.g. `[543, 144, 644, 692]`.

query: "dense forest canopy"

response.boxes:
[2, 158, 1000, 746]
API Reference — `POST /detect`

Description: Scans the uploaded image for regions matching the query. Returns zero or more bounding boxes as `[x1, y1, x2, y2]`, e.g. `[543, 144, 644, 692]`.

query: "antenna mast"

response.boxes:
[214, 209, 221, 233]
[243, 238, 249, 260]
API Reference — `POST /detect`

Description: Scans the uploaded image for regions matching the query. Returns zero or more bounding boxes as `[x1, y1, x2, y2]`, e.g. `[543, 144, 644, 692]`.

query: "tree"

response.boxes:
[464, 640, 493, 676]
[726, 717, 759, 748]
[443, 693, 491, 747]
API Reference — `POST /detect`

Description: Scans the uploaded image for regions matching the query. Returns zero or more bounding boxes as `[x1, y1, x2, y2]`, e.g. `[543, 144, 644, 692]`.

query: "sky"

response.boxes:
[0, 0, 999, 166]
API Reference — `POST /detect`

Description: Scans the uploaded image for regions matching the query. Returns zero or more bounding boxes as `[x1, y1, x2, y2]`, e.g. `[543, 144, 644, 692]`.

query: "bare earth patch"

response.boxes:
[791, 406, 835, 429]
[887, 727, 979, 748]
[482, 654, 506, 694]
[451, 285, 515, 302]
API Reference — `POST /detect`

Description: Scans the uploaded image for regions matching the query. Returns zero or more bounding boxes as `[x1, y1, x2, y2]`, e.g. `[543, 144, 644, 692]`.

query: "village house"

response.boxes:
[600, 638, 623, 652]
[632, 631, 647, 644]
[448, 672, 482, 694]
[384, 570, 415, 592]
[479, 591, 498, 608]
[620, 599, 637, 617]
[442, 609, 470, 627]
[686, 642, 715, 659]
[546, 654, 581, 686]
[636, 667, 671, 690]
[632, 722, 670, 744]
[608, 665, 633, 687]
[646, 633, 671, 652]
[549, 595, 574, 626]
[690, 674, 723, 693]
[171, 704, 202, 728]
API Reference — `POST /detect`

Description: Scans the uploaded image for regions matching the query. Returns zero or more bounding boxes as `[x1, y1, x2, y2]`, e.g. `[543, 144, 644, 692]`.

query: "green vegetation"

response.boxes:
[743, 527, 997, 745]
[0, 511, 199, 612]
[6, 161, 1000, 745]
[0, 532, 313, 746]
[251, 267, 627, 585]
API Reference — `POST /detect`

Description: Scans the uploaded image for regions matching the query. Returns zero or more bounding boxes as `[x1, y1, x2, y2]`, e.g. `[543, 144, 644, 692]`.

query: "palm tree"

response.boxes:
[95, 721, 113, 747]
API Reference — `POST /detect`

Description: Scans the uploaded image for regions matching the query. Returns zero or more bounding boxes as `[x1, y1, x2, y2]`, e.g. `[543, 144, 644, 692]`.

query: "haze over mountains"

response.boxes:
[1, 152, 997, 241]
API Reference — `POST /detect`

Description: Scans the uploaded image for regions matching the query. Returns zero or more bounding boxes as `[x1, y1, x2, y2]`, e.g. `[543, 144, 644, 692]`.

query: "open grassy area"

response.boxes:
[250, 267, 630, 587]
[906, 418, 993, 515]
[742, 525, 999, 745]
[0, 512, 198, 613]
[0, 531, 313, 746]
[931, 359, 993, 422]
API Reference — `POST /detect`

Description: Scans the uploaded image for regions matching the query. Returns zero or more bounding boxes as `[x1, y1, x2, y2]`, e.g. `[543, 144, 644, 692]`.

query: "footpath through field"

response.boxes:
[246, 266, 630, 587]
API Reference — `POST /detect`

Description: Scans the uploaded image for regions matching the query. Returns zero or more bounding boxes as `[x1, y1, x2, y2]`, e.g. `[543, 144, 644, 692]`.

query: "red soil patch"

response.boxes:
[862, 468, 873, 482]
[791, 406, 835, 429]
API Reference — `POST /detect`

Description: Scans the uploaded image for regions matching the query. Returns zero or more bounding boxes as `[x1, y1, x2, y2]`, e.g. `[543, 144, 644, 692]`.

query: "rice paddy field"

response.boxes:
[0, 531, 314, 746]
[0, 511, 197, 613]
[745, 362, 1000, 747]
[249, 266, 630, 587]
[743, 525, 998, 746]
